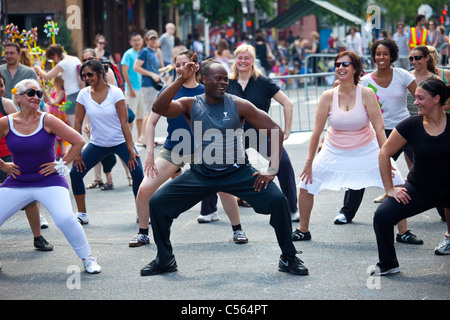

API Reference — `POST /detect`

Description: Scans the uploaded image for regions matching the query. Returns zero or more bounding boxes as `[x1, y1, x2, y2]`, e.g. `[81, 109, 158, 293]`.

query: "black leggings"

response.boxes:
[373, 181, 450, 269]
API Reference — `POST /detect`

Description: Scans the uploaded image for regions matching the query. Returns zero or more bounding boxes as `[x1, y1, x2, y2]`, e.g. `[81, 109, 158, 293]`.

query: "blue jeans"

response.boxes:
[70, 142, 143, 196]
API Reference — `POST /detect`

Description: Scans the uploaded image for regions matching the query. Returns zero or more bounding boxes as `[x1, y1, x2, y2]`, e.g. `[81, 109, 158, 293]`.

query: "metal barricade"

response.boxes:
[438, 43, 450, 66]
[267, 72, 336, 133]
[267, 69, 374, 133]
[265, 49, 449, 134]
[304, 53, 375, 75]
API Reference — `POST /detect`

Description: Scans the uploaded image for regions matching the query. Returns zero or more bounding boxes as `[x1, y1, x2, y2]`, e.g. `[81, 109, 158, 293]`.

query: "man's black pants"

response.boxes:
[149, 164, 297, 267]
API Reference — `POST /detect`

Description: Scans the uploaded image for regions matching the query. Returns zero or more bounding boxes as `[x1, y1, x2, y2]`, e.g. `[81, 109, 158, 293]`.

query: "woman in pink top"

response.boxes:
[292, 51, 404, 241]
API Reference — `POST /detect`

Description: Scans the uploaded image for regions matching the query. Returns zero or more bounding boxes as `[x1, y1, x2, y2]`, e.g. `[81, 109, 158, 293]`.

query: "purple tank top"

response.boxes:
[0, 113, 68, 189]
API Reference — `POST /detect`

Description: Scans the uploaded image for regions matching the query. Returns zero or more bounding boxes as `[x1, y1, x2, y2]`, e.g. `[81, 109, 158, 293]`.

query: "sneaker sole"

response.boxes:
[292, 232, 311, 241]
[278, 266, 309, 276]
[129, 241, 150, 247]
[197, 218, 219, 223]
[85, 269, 101, 274]
[371, 267, 400, 276]
[140, 265, 177, 276]
[77, 218, 89, 225]
[34, 246, 54, 252]
[396, 237, 423, 245]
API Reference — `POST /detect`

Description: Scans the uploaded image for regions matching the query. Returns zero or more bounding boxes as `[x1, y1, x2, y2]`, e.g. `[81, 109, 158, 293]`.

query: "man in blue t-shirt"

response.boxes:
[134, 30, 163, 146]
[121, 32, 144, 142]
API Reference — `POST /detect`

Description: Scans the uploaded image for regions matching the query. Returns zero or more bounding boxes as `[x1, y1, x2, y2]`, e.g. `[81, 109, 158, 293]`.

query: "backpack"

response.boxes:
[100, 57, 124, 91]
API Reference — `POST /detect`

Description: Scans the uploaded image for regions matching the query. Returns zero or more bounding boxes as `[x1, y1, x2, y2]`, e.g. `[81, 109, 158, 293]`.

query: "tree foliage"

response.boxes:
[167, 0, 274, 25]
[324, 0, 450, 28]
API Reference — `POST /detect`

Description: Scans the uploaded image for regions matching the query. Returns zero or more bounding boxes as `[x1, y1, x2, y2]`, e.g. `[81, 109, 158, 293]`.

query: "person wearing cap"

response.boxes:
[133, 30, 172, 146]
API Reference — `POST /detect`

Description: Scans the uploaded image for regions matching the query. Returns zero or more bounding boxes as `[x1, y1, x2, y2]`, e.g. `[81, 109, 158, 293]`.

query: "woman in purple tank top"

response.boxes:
[0, 71, 53, 254]
[0, 79, 101, 274]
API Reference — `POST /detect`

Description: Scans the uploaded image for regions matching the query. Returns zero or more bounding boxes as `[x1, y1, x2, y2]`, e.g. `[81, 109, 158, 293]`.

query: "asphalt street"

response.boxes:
[0, 124, 448, 305]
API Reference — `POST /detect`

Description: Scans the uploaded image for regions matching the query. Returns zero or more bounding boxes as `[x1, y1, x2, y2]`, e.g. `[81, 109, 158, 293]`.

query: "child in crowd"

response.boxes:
[42, 75, 68, 158]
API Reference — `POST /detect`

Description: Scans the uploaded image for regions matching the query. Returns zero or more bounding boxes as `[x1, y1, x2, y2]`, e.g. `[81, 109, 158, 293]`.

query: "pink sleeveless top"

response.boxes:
[326, 85, 375, 150]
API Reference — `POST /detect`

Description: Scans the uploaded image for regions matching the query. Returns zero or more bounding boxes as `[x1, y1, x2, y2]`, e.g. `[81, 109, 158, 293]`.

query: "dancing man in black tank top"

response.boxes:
[139, 57, 308, 276]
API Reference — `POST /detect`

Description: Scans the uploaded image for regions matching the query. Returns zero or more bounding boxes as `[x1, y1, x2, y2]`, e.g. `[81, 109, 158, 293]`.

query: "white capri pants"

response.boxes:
[0, 186, 91, 259]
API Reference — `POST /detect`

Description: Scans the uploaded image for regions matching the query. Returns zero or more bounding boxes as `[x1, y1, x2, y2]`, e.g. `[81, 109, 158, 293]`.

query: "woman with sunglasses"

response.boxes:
[94, 34, 114, 62]
[70, 59, 144, 225]
[332, 39, 423, 242]
[80, 48, 132, 192]
[0, 79, 101, 274]
[427, 46, 450, 113]
[34, 44, 82, 128]
[407, 45, 439, 116]
[292, 51, 404, 241]
[372, 78, 450, 275]
[0, 73, 54, 252]
[81, 48, 116, 85]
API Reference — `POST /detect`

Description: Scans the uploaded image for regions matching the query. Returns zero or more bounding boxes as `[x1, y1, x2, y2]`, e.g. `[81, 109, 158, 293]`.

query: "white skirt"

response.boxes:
[299, 137, 404, 196]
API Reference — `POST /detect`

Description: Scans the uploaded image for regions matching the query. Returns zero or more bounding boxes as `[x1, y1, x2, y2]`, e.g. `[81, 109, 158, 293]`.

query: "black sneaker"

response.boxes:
[396, 230, 423, 245]
[34, 236, 54, 251]
[278, 253, 309, 275]
[140, 257, 177, 276]
[292, 229, 311, 241]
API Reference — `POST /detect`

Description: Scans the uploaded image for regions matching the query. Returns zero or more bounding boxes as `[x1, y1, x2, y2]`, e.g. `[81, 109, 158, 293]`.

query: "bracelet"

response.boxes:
[54, 159, 70, 176]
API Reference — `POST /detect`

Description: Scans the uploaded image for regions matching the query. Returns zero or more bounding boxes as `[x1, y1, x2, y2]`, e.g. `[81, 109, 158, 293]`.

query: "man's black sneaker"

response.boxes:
[292, 229, 311, 241]
[34, 236, 54, 251]
[278, 254, 309, 275]
[396, 230, 423, 244]
[140, 257, 177, 276]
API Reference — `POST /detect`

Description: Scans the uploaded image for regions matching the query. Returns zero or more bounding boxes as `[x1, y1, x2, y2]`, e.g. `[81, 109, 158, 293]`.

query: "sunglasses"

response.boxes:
[409, 55, 424, 62]
[81, 71, 95, 80]
[82, 57, 95, 62]
[20, 88, 43, 98]
[335, 61, 352, 68]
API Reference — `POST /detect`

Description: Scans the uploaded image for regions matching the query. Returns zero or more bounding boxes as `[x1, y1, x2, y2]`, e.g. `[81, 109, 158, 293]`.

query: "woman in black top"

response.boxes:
[227, 44, 299, 220]
[372, 78, 450, 275]
[253, 33, 270, 74]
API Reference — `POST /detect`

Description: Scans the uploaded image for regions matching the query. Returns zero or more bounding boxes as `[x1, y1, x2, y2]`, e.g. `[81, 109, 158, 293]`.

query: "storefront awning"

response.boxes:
[311, 0, 364, 25]
[263, 0, 316, 29]
[263, 0, 365, 29]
